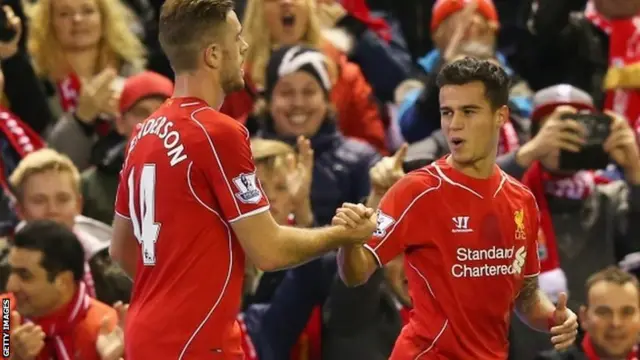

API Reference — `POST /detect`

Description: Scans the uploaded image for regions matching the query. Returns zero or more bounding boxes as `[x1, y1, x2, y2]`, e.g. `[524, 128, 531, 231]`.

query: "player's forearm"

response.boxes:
[113, 252, 137, 279]
[516, 277, 556, 332]
[366, 192, 384, 208]
[258, 225, 348, 271]
[109, 245, 137, 279]
[337, 244, 377, 286]
[518, 289, 556, 331]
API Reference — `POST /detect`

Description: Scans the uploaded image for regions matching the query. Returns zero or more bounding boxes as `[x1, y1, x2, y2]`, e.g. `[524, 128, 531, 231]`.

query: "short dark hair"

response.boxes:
[436, 57, 510, 110]
[159, 0, 235, 72]
[13, 220, 85, 283]
[585, 266, 640, 304]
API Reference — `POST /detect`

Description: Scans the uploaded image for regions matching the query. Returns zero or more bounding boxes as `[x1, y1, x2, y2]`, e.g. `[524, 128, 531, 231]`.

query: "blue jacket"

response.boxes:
[336, 12, 412, 103]
[397, 49, 534, 144]
[258, 117, 381, 225]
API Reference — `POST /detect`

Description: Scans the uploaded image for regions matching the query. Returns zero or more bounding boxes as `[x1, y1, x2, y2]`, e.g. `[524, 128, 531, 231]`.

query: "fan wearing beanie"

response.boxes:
[81, 71, 173, 225]
[252, 44, 380, 225]
[507, 85, 640, 360]
[396, 0, 533, 150]
[492, 84, 640, 309]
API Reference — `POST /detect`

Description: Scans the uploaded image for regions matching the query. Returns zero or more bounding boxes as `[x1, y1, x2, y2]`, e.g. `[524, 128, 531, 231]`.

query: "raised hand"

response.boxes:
[316, 0, 347, 28]
[75, 68, 118, 122]
[287, 136, 314, 207]
[331, 203, 377, 244]
[10, 311, 45, 360]
[443, 0, 478, 62]
[96, 302, 128, 360]
[370, 144, 408, 196]
[603, 110, 640, 175]
[549, 292, 578, 351]
[0, 6, 22, 60]
[517, 106, 587, 170]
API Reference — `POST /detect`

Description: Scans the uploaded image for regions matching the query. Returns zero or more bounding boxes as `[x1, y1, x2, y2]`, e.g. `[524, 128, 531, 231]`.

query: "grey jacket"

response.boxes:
[47, 63, 141, 170]
[500, 152, 640, 360]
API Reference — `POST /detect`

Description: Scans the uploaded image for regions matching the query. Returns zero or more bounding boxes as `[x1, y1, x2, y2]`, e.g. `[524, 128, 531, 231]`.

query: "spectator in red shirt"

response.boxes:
[224, 0, 388, 154]
[3, 220, 124, 360]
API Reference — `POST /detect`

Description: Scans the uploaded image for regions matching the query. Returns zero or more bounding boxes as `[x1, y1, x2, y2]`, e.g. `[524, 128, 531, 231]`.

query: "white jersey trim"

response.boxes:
[228, 205, 270, 223]
[408, 260, 447, 359]
[179, 161, 235, 359]
[372, 168, 442, 257]
[189, 107, 243, 217]
[114, 211, 130, 220]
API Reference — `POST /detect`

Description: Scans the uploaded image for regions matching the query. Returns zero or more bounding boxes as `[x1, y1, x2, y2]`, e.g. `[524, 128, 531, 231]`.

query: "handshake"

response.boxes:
[331, 203, 378, 244]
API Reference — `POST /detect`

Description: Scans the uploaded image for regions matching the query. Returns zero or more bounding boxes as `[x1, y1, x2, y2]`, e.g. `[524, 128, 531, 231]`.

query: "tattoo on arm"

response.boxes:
[516, 276, 539, 314]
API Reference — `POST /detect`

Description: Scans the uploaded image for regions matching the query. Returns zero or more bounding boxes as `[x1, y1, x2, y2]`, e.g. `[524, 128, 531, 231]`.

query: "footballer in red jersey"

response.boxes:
[110, 1, 377, 359]
[334, 58, 579, 360]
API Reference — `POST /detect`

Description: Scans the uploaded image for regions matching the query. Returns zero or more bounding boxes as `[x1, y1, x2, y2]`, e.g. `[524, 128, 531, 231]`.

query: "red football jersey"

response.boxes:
[114, 97, 269, 359]
[365, 157, 540, 360]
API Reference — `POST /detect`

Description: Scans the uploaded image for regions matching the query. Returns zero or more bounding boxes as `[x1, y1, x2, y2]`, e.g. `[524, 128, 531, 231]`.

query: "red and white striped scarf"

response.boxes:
[585, 1, 640, 131]
[523, 164, 610, 273]
[30, 282, 91, 360]
[498, 120, 520, 155]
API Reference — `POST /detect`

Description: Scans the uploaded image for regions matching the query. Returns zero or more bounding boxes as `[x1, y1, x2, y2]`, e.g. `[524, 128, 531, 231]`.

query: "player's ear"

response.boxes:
[53, 270, 75, 293]
[204, 42, 222, 70]
[495, 105, 509, 129]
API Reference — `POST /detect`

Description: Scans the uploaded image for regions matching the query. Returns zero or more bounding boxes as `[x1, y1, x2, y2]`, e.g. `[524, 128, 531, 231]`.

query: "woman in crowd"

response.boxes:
[224, 0, 388, 154]
[27, 0, 146, 170]
[250, 44, 380, 226]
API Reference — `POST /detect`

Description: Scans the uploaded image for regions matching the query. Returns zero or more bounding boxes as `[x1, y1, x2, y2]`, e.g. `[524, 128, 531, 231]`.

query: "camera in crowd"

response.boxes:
[559, 112, 612, 171]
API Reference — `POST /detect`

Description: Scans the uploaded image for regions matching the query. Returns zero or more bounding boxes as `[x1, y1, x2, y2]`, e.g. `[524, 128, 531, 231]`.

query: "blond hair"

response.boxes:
[9, 148, 81, 198]
[26, 0, 147, 80]
[242, 0, 322, 88]
[250, 138, 294, 172]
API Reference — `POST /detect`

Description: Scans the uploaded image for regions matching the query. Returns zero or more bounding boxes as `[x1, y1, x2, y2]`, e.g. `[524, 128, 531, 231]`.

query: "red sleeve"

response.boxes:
[330, 59, 388, 155]
[524, 196, 541, 278]
[193, 110, 269, 222]
[114, 133, 136, 219]
[114, 169, 130, 219]
[364, 174, 432, 266]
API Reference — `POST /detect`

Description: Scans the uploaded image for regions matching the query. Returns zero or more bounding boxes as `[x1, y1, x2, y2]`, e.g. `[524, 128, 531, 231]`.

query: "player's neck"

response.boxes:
[173, 71, 225, 110]
[447, 153, 496, 179]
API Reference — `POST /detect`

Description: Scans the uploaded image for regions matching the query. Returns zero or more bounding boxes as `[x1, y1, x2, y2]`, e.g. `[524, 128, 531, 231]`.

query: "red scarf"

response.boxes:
[582, 334, 639, 360]
[521, 162, 610, 272]
[0, 106, 45, 202]
[29, 282, 91, 360]
[499, 120, 520, 156]
[56, 73, 82, 113]
[56, 72, 111, 136]
[585, 1, 640, 129]
[340, 0, 391, 42]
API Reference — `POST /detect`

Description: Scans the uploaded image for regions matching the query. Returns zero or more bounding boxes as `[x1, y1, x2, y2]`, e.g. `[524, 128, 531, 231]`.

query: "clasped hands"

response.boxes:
[331, 203, 378, 244]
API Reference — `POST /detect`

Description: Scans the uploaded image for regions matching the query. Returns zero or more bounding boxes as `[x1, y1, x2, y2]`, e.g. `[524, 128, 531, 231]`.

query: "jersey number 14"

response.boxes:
[128, 164, 161, 266]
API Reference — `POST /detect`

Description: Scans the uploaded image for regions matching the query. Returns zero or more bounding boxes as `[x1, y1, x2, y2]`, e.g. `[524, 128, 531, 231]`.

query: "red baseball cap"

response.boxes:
[431, 0, 499, 32]
[119, 71, 173, 114]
